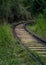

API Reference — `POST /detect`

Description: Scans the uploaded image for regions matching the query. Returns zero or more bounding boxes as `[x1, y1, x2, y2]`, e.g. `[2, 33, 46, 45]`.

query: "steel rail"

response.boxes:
[24, 22, 46, 44]
[13, 22, 44, 65]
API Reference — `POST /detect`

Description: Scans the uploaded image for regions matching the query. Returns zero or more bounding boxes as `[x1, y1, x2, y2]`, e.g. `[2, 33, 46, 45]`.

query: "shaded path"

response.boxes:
[15, 23, 46, 57]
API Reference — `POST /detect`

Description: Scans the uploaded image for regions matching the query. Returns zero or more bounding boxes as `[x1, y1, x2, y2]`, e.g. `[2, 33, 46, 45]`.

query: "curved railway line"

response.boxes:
[13, 22, 46, 65]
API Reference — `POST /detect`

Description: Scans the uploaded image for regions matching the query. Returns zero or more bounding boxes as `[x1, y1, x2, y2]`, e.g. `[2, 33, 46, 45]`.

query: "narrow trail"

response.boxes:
[15, 23, 46, 57]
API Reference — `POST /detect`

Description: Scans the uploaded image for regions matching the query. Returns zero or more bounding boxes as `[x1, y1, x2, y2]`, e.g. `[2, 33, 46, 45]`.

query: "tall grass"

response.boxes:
[0, 23, 39, 65]
[27, 13, 46, 40]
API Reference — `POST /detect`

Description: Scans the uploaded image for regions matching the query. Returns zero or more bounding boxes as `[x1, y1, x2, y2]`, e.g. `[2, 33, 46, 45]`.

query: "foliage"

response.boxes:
[22, 0, 46, 16]
[0, 0, 46, 22]
[31, 0, 46, 15]
[0, 23, 39, 65]
[27, 12, 46, 39]
[0, 0, 11, 19]
[23, 0, 33, 7]
[43, 8, 46, 18]
[0, 0, 20, 22]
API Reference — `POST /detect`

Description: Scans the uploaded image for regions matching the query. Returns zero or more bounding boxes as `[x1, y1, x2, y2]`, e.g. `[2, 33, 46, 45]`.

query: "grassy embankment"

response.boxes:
[27, 14, 46, 65]
[27, 16, 46, 40]
[0, 23, 39, 65]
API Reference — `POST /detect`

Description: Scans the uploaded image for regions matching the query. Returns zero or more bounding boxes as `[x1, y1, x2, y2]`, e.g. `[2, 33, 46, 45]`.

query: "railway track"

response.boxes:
[13, 22, 46, 65]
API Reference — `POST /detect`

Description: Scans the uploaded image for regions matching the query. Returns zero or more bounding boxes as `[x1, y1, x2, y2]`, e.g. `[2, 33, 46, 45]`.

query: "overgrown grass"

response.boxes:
[26, 15, 46, 65]
[0, 23, 39, 65]
[27, 16, 46, 40]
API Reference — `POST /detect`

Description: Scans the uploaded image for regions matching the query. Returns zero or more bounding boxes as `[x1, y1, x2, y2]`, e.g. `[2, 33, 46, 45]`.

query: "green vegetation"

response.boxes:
[26, 8, 46, 65]
[0, 0, 46, 23]
[0, 0, 31, 23]
[22, 0, 46, 16]
[0, 23, 39, 65]
[29, 49, 46, 65]
[0, 0, 46, 65]
[27, 10, 46, 39]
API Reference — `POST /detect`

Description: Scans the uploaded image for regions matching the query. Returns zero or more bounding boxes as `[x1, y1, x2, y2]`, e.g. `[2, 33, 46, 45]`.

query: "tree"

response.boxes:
[22, 0, 46, 16]
[0, 0, 20, 23]
[30, 0, 46, 16]
[0, 0, 11, 22]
